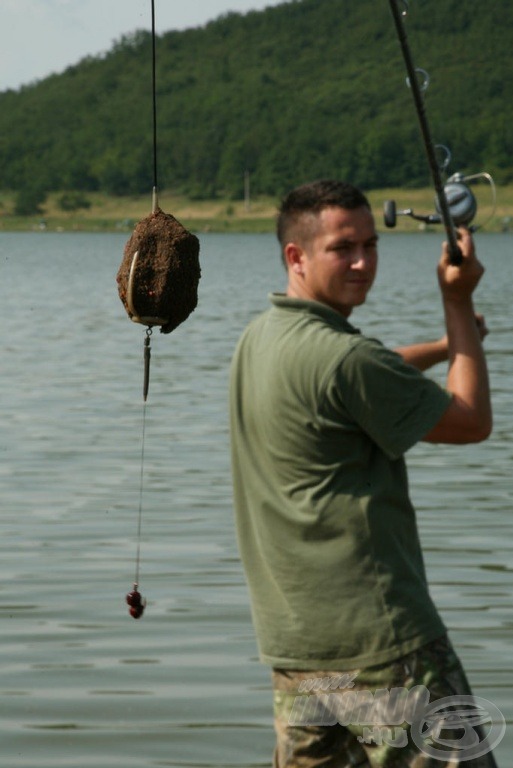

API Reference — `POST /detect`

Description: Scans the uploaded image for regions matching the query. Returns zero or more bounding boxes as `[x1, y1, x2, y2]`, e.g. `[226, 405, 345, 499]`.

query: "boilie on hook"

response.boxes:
[126, 584, 146, 619]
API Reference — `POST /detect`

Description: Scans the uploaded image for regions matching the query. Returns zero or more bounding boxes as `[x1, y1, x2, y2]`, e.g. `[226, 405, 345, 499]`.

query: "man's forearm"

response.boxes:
[443, 297, 492, 439]
[421, 227, 492, 444]
[395, 338, 448, 371]
[396, 313, 488, 372]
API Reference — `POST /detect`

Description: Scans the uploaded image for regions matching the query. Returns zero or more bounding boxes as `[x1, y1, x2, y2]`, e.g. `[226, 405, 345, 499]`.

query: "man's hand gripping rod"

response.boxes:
[388, 0, 462, 265]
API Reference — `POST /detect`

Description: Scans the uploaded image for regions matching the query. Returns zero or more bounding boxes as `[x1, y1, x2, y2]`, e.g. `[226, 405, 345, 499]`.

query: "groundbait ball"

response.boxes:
[117, 208, 200, 334]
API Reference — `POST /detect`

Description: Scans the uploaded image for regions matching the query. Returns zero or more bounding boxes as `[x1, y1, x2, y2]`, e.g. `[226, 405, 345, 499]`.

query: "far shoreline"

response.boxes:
[0, 187, 511, 234]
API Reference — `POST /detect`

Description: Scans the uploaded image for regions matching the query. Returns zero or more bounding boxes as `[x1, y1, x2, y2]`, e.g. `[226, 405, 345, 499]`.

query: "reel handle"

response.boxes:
[384, 199, 397, 228]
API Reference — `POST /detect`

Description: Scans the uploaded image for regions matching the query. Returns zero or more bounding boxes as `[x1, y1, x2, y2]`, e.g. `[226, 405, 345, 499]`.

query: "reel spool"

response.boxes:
[435, 177, 477, 227]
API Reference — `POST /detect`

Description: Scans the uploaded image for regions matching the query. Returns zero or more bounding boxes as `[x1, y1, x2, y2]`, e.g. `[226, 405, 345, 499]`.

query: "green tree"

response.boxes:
[14, 185, 47, 216]
[0, 0, 511, 198]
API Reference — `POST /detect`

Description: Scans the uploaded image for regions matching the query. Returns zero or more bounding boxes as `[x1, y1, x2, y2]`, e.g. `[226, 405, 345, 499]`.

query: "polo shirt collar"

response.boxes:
[269, 293, 360, 334]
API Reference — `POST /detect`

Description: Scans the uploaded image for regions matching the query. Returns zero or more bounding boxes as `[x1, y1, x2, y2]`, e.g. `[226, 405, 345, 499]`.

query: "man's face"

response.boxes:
[290, 205, 378, 317]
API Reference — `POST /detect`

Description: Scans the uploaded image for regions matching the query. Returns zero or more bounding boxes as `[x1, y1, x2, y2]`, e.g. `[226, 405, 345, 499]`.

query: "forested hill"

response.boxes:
[1, 0, 511, 203]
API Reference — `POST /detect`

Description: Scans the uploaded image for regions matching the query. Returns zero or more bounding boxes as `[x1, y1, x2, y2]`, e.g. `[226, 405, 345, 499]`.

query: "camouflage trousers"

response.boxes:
[272, 635, 500, 768]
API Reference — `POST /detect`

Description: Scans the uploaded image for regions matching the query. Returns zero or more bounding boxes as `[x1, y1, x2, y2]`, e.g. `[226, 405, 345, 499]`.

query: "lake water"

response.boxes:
[0, 229, 511, 766]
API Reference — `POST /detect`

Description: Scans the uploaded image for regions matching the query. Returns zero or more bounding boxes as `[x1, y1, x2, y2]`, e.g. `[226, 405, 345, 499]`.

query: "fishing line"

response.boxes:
[117, 0, 201, 620]
[388, 0, 462, 264]
[125, 0, 160, 621]
[135, 379, 147, 588]
[151, 0, 159, 213]
[126, 329, 152, 617]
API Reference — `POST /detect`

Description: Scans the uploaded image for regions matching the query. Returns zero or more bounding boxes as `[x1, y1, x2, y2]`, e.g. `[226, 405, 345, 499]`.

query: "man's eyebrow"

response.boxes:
[330, 234, 379, 247]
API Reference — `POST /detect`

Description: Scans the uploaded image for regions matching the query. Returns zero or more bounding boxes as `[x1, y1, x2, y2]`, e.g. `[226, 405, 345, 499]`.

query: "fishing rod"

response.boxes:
[386, 0, 496, 264]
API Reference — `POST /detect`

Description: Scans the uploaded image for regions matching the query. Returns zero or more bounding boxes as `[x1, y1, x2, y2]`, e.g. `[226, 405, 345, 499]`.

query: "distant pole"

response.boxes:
[244, 169, 251, 212]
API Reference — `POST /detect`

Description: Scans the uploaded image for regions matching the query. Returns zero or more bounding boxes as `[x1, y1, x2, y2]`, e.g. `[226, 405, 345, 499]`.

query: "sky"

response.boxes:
[0, 0, 285, 92]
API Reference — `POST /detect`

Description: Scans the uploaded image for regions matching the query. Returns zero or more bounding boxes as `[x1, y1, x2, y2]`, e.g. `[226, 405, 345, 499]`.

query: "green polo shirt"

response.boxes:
[230, 295, 452, 670]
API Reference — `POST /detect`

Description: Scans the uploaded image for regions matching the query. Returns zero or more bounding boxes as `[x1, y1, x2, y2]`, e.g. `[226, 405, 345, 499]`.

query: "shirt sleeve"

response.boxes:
[331, 335, 452, 460]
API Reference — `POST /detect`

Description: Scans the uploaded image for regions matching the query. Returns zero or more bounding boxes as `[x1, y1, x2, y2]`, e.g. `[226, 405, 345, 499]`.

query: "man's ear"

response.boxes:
[284, 242, 305, 275]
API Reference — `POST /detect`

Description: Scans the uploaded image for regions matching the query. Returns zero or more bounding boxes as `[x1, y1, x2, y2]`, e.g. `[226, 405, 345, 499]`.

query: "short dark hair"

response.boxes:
[277, 180, 371, 259]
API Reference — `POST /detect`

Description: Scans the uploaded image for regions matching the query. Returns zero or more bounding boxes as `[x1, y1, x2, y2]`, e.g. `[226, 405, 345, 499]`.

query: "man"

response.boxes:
[229, 180, 496, 766]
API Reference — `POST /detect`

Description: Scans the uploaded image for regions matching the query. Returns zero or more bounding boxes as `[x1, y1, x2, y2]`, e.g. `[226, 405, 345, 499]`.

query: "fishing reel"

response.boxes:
[384, 170, 496, 232]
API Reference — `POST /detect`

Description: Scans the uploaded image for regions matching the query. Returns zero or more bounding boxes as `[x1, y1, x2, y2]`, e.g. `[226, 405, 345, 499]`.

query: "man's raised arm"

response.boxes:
[422, 228, 492, 444]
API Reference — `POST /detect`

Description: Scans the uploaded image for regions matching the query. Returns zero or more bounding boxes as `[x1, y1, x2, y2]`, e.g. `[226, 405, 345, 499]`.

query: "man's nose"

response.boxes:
[350, 247, 367, 266]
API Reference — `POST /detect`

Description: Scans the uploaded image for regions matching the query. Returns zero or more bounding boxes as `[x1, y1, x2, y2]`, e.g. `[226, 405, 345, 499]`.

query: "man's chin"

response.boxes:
[339, 295, 368, 316]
